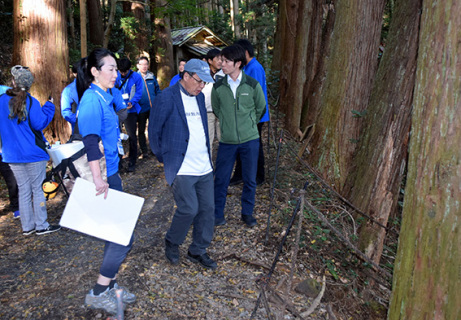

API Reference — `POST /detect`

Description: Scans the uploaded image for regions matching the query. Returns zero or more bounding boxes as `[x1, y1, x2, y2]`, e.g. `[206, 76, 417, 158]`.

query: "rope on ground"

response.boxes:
[300, 274, 326, 318]
[283, 134, 399, 236]
[304, 199, 393, 280]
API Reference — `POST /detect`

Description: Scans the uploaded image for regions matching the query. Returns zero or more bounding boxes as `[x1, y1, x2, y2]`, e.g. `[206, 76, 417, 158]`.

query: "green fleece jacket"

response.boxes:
[211, 72, 266, 144]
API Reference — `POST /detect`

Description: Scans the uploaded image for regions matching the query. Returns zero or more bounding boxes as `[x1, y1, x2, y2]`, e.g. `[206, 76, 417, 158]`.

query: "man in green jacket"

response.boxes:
[211, 45, 266, 227]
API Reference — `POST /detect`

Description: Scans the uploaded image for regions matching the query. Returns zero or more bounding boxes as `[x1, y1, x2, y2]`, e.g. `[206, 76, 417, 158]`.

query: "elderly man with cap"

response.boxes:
[148, 59, 217, 269]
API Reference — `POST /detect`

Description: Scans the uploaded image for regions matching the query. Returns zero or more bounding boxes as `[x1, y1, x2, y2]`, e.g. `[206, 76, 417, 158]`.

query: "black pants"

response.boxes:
[231, 122, 266, 183]
[137, 110, 150, 154]
[124, 113, 138, 167]
[0, 155, 19, 212]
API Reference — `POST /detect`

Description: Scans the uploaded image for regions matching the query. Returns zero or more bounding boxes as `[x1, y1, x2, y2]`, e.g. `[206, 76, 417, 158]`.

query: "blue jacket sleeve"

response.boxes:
[60, 86, 76, 125]
[112, 87, 127, 112]
[130, 73, 144, 113]
[29, 98, 55, 131]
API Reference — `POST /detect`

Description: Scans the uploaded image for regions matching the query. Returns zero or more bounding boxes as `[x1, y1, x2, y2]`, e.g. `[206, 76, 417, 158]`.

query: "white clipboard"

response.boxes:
[60, 177, 144, 246]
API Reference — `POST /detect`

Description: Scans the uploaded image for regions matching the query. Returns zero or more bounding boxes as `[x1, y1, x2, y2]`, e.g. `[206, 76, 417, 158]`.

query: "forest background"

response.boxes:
[0, 0, 460, 318]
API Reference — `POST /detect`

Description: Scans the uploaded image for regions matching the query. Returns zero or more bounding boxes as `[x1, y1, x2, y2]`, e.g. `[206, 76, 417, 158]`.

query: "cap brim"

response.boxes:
[197, 72, 215, 83]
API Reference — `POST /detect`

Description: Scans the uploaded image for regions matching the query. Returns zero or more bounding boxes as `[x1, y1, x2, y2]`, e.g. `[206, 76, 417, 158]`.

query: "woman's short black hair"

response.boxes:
[221, 45, 246, 69]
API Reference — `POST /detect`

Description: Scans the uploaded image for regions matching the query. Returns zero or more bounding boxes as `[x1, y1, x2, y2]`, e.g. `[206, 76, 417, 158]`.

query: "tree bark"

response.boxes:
[13, 0, 70, 143]
[230, 0, 240, 39]
[103, 0, 117, 48]
[79, 0, 87, 56]
[131, 2, 148, 57]
[388, 0, 461, 318]
[67, 0, 76, 50]
[308, 0, 386, 193]
[87, 0, 104, 46]
[152, 0, 174, 89]
[344, 0, 422, 265]
[276, 0, 324, 136]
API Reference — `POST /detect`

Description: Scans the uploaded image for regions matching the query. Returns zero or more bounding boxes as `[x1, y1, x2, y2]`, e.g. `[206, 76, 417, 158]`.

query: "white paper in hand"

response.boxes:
[60, 177, 144, 246]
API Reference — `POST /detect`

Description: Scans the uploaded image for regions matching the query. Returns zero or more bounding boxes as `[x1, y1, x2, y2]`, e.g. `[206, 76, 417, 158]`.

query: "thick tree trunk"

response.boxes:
[308, 0, 385, 192]
[276, 0, 324, 136]
[87, 0, 104, 46]
[132, 2, 148, 57]
[13, 0, 70, 143]
[344, 0, 422, 265]
[152, 0, 174, 89]
[388, 0, 461, 318]
[300, 2, 334, 129]
[79, 0, 87, 56]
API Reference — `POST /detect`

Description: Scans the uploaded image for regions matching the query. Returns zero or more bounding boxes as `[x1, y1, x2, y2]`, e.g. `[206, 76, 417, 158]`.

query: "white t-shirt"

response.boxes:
[177, 92, 213, 176]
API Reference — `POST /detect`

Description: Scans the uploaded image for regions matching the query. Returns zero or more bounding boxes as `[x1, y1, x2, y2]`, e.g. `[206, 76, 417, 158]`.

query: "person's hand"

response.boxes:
[126, 102, 133, 109]
[94, 176, 109, 199]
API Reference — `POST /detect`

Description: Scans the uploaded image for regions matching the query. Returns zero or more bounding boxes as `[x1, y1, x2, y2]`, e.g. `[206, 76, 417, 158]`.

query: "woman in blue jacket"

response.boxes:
[0, 66, 60, 235]
[77, 48, 136, 315]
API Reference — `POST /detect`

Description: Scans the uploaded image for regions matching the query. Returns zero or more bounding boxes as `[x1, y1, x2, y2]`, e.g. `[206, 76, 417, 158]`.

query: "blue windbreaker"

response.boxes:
[0, 92, 54, 163]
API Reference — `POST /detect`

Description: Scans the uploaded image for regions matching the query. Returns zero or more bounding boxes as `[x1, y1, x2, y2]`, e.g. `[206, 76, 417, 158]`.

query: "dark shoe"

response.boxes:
[23, 229, 36, 236]
[36, 225, 61, 235]
[142, 152, 150, 159]
[214, 217, 227, 226]
[165, 239, 179, 265]
[187, 251, 217, 270]
[229, 176, 243, 186]
[127, 165, 136, 173]
[241, 215, 257, 227]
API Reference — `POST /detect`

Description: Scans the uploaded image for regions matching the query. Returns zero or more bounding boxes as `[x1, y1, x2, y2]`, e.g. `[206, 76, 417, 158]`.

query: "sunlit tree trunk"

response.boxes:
[13, 0, 70, 143]
[230, 0, 240, 39]
[388, 0, 461, 318]
[79, 0, 87, 56]
[152, 0, 174, 89]
[308, 0, 385, 192]
[344, 0, 422, 265]
[132, 2, 148, 57]
[87, 0, 104, 46]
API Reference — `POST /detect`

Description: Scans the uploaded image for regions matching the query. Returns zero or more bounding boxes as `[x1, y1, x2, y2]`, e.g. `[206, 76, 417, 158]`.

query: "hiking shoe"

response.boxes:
[241, 214, 257, 227]
[187, 251, 217, 270]
[85, 288, 125, 315]
[36, 225, 61, 235]
[13, 211, 20, 219]
[113, 283, 136, 304]
[165, 239, 180, 265]
[23, 229, 36, 236]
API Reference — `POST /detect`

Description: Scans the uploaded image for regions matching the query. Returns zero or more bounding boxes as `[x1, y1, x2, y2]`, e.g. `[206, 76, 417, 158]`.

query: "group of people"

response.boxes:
[0, 38, 269, 316]
[149, 41, 269, 278]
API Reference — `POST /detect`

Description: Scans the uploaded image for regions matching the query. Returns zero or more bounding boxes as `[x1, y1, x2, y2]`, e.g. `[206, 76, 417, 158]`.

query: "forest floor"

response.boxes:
[0, 125, 393, 320]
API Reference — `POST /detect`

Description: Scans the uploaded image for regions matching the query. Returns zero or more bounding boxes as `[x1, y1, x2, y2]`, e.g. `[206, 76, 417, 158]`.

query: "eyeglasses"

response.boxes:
[188, 72, 207, 85]
[13, 65, 29, 70]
